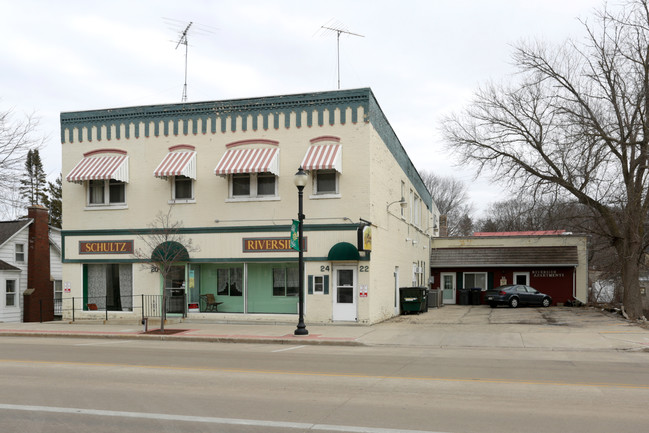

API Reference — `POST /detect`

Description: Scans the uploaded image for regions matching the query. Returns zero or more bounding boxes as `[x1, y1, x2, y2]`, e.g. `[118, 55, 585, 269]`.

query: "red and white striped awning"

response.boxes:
[154, 151, 196, 179]
[66, 154, 129, 184]
[300, 144, 342, 172]
[214, 148, 279, 175]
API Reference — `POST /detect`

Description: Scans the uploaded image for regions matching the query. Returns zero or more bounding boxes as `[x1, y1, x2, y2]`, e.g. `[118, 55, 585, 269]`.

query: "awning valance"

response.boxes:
[154, 151, 196, 179]
[66, 154, 129, 184]
[327, 242, 360, 261]
[214, 147, 279, 175]
[301, 144, 342, 172]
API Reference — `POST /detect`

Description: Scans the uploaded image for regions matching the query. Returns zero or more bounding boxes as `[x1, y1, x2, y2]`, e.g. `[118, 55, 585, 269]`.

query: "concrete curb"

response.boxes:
[0, 330, 365, 346]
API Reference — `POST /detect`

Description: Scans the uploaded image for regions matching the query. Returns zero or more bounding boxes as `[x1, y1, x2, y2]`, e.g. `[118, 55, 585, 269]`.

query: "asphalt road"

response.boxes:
[1, 336, 648, 433]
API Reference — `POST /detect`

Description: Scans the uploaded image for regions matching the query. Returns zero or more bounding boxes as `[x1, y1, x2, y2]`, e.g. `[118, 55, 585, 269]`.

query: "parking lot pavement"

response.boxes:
[366, 305, 649, 351]
[1, 305, 648, 351]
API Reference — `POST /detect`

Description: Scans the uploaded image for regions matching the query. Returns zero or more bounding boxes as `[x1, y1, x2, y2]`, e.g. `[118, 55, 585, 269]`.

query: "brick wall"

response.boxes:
[23, 205, 53, 322]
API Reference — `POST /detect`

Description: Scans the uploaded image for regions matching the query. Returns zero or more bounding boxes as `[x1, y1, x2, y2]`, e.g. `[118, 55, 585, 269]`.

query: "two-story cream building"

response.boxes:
[60, 88, 437, 324]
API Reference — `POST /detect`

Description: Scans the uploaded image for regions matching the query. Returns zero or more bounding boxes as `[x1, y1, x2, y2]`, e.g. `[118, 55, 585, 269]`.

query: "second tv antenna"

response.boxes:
[176, 22, 193, 102]
[165, 18, 217, 103]
[320, 21, 364, 89]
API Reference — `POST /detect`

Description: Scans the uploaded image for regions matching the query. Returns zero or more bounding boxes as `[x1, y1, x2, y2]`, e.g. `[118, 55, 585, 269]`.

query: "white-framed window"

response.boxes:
[314, 275, 325, 294]
[314, 170, 338, 195]
[173, 175, 194, 201]
[414, 194, 421, 227]
[88, 180, 126, 206]
[400, 181, 406, 219]
[54, 280, 62, 315]
[15, 244, 25, 262]
[464, 272, 488, 290]
[229, 172, 277, 199]
[5, 279, 17, 307]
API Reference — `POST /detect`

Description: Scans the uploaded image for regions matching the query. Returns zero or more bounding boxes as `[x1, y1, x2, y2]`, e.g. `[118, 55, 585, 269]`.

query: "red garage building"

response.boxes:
[430, 231, 588, 306]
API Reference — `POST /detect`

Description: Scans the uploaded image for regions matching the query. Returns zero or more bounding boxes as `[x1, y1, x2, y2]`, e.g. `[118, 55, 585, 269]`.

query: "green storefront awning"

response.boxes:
[151, 241, 190, 262]
[327, 242, 360, 261]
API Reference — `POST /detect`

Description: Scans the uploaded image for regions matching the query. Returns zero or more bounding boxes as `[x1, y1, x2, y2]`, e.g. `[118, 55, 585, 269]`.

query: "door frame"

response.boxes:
[332, 265, 357, 322]
[513, 272, 530, 286]
[441, 272, 456, 304]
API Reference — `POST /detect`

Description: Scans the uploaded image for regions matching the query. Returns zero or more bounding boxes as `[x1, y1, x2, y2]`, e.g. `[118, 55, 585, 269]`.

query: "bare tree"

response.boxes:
[0, 108, 44, 217]
[133, 208, 199, 333]
[442, 0, 649, 319]
[420, 171, 473, 236]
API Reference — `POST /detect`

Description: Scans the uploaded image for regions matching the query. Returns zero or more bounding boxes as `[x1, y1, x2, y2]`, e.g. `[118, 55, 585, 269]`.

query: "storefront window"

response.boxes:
[217, 267, 242, 296]
[248, 263, 298, 314]
[85, 264, 132, 311]
[273, 267, 299, 296]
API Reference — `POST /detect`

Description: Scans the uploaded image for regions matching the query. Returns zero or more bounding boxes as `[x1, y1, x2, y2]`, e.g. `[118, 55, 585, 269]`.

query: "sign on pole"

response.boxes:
[290, 220, 300, 251]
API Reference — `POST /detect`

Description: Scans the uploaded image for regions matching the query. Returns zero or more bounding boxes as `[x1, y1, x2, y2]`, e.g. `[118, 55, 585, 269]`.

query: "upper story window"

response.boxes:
[231, 172, 277, 198]
[401, 181, 406, 219]
[66, 149, 129, 209]
[174, 176, 193, 200]
[154, 145, 197, 203]
[15, 244, 25, 262]
[301, 136, 342, 198]
[88, 179, 126, 206]
[314, 170, 338, 194]
[215, 139, 280, 201]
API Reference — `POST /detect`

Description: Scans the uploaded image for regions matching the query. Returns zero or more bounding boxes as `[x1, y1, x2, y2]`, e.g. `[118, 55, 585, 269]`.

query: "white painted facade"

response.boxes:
[0, 222, 29, 323]
[61, 89, 438, 324]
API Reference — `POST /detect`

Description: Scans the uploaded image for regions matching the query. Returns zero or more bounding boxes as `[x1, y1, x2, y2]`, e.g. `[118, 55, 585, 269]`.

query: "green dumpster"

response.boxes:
[400, 287, 428, 314]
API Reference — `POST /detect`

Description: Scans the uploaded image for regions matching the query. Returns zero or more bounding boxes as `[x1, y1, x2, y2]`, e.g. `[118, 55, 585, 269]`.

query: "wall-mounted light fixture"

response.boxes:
[387, 197, 407, 210]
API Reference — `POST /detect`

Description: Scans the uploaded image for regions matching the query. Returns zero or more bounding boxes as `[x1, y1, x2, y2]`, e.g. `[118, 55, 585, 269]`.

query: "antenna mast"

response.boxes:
[321, 23, 364, 89]
[176, 22, 193, 102]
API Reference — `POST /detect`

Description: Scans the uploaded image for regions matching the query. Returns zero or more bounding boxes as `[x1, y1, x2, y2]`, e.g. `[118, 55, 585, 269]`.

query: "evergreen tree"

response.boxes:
[43, 174, 62, 228]
[19, 149, 47, 206]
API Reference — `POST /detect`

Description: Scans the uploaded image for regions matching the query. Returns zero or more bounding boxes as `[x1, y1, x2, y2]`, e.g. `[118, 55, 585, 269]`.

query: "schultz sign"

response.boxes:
[79, 240, 134, 254]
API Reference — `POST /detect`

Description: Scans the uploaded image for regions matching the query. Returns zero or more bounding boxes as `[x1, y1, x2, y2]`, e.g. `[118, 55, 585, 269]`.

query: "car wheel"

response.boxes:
[542, 297, 551, 307]
[489, 302, 497, 308]
[509, 297, 519, 308]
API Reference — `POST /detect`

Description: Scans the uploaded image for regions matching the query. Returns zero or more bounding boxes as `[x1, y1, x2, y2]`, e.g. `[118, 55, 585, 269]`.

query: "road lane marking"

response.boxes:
[2, 358, 649, 390]
[272, 345, 306, 352]
[0, 403, 447, 433]
[74, 341, 134, 346]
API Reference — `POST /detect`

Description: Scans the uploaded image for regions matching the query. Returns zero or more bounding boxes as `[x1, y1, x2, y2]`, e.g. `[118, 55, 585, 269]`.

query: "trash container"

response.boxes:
[458, 288, 470, 305]
[400, 287, 428, 314]
[428, 288, 440, 308]
[470, 288, 482, 305]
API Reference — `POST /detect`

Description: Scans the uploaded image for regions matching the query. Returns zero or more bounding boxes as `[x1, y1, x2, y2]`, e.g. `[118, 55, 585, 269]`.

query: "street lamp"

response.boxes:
[294, 167, 309, 336]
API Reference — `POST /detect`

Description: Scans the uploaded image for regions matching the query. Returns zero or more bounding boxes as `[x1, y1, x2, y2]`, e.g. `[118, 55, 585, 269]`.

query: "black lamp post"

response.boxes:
[294, 167, 309, 336]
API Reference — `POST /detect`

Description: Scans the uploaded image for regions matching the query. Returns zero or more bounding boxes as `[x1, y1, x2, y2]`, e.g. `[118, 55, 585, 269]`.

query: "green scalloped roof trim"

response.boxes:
[60, 87, 431, 207]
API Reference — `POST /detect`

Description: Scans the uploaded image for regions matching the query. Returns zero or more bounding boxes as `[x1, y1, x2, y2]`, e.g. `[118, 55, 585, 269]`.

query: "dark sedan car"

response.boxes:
[485, 285, 552, 308]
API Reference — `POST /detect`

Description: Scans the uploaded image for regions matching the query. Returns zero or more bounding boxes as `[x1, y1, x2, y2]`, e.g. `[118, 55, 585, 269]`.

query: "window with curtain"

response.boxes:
[86, 264, 132, 310]
[273, 266, 299, 296]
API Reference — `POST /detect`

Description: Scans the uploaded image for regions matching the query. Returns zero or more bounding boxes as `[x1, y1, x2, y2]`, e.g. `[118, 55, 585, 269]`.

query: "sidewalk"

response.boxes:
[1, 306, 648, 352]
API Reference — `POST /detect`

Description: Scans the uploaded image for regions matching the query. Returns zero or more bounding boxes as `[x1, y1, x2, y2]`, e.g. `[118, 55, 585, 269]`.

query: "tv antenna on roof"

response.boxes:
[164, 18, 217, 102]
[319, 20, 364, 89]
[176, 22, 192, 102]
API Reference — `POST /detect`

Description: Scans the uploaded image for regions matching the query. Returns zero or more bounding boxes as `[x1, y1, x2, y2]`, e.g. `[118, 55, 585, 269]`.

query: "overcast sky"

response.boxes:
[1, 0, 611, 217]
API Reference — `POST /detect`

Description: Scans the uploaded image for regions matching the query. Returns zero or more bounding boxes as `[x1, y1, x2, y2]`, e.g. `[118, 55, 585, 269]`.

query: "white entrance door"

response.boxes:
[441, 272, 456, 304]
[333, 266, 357, 321]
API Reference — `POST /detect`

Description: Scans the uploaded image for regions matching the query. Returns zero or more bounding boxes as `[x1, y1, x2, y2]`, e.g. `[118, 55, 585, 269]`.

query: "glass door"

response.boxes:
[332, 266, 357, 321]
